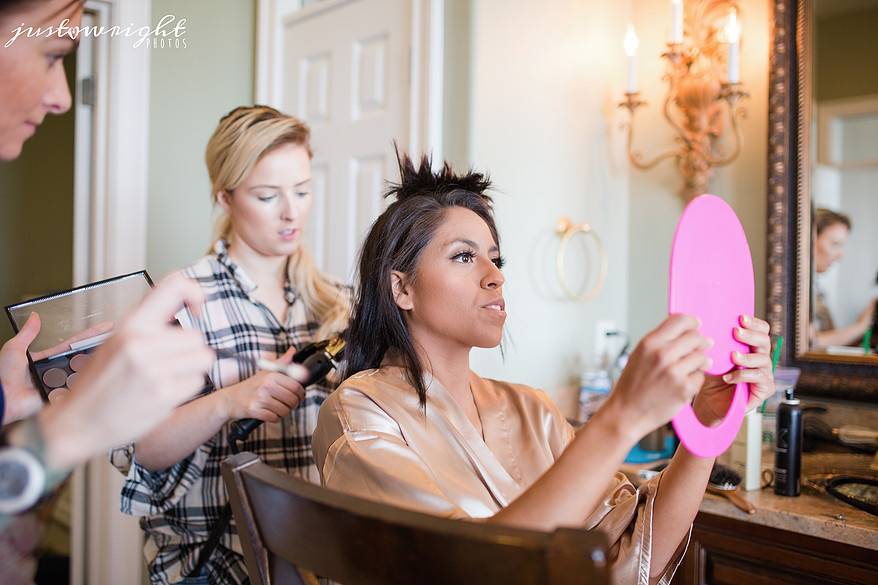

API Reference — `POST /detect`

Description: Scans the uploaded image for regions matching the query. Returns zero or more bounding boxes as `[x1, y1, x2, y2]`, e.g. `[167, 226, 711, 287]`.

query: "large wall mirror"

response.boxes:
[768, 0, 878, 401]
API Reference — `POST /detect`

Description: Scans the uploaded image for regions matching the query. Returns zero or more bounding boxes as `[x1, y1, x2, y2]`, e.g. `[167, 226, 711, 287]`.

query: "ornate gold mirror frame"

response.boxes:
[767, 0, 878, 402]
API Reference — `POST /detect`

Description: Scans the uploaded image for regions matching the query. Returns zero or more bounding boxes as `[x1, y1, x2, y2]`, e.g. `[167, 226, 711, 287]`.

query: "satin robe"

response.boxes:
[313, 367, 690, 585]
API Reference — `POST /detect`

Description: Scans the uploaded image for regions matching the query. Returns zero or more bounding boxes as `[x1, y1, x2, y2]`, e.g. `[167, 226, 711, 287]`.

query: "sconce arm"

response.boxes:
[623, 113, 682, 170]
[705, 95, 746, 167]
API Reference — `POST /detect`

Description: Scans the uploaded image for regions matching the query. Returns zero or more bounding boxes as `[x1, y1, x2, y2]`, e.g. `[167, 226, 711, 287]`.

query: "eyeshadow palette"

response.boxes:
[5, 271, 154, 399]
[34, 347, 94, 393]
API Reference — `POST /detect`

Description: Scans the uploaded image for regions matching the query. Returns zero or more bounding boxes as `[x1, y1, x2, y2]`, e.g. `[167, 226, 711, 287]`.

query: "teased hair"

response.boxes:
[343, 150, 498, 407]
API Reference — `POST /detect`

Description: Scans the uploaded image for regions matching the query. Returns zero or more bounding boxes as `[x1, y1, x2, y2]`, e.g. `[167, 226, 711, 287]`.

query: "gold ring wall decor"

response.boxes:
[555, 218, 608, 302]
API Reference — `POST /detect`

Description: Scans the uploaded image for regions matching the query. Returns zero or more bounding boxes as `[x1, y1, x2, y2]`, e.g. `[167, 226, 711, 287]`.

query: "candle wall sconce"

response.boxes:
[620, 0, 748, 201]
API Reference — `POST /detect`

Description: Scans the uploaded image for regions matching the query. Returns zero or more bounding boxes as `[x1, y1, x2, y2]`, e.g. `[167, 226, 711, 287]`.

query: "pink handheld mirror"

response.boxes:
[668, 194, 754, 458]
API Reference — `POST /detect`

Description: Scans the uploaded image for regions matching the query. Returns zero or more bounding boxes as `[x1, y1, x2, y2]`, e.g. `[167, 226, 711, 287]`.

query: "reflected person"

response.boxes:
[810, 208, 877, 348]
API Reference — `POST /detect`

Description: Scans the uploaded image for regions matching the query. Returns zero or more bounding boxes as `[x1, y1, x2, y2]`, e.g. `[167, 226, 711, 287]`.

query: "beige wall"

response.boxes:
[451, 0, 633, 407]
[627, 0, 769, 342]
[146, 0, 256, 279]
[442, 0, 473, 170]
[446, 0, 770, 404]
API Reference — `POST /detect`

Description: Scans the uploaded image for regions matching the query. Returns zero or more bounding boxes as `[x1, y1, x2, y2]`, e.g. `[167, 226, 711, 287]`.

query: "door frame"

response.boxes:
[72, 1, 151, 584]
[255, 0, 444, 160]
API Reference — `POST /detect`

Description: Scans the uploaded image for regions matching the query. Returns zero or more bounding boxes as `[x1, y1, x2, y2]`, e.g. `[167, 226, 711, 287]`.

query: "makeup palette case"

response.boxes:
[5, 271, 155, 399]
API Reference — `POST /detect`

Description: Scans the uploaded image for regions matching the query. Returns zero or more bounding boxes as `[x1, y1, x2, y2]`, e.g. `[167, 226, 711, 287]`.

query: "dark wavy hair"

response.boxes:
[342, 152, 497, 407]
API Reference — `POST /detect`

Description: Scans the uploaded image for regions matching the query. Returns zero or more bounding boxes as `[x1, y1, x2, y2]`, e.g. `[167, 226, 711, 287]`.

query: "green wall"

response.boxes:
[146, 0, 256, 279]
[815, 7, 878, 101]
[0, 57, 76, 343]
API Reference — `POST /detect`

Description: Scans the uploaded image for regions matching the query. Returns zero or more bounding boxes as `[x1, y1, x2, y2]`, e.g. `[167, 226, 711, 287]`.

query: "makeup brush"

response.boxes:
[708, 463, 756, 514]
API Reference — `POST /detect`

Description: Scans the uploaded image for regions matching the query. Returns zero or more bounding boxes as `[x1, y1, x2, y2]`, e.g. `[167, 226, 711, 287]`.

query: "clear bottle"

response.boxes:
[578, 354, 612, 423]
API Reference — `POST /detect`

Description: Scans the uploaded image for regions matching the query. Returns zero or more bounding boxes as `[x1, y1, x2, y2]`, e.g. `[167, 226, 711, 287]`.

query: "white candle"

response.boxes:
[725, 10, 741, 83]
[624, 24, 639, 93]
[728, 41, 740, 83]
[671, 0, 684, 44]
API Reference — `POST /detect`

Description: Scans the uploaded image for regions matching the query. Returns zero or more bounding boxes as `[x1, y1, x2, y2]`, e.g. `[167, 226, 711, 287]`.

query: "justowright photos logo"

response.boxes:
[4, 14, 188, 49]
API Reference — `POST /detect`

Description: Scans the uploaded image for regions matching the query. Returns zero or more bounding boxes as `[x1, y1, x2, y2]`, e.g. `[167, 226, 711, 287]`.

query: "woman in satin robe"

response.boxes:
[313, 154, 775, 584]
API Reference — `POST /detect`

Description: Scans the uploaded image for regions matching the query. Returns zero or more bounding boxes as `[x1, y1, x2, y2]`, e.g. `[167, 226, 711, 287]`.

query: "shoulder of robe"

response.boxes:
[320, 381, 407, 439]
[342, 367, 412, 392]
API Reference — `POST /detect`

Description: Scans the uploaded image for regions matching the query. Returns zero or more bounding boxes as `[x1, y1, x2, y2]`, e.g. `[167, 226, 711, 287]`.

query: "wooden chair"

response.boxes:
[222, 452, 610, 585]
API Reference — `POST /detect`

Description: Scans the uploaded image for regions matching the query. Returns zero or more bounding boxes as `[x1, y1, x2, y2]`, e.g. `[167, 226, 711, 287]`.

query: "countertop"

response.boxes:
[622, 449, 878, 552]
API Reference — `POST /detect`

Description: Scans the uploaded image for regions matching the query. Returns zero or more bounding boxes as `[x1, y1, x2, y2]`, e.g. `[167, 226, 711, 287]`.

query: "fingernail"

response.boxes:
[733, 351, 741, 359]
[705, 358, 714, 369]
[706, 337, 715, 347]
[742, 315, 750, 325]
[723, 374, 732, 382]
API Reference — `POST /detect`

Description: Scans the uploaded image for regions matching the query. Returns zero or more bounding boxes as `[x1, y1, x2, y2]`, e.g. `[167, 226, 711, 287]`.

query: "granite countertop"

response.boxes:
[622, 449, 878, 552]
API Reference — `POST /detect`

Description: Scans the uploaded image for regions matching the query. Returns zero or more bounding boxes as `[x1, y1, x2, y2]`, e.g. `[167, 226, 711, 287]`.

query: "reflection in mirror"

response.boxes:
[808, 0, 878, 359]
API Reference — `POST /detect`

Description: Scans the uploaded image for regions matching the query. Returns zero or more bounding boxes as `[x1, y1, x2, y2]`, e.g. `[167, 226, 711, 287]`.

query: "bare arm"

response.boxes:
[133, 390, 231, 471]
[649, 315, 775, 581]
[490, 315, 711, 531]
[135, 365, 306, 471]
[814, 298, 876, 348]
[815, 322, 869, 347]
[649, 447, 713, 582]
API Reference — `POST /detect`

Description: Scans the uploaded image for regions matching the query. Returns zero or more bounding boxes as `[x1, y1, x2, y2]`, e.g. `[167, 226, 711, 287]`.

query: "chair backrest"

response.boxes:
[223, 452, 610, 585]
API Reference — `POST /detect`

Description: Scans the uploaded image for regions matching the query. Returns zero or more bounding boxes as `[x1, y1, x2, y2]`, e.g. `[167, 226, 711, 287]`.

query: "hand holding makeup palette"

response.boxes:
[5, 271, 154, 399]
[668, 195, 754, 458]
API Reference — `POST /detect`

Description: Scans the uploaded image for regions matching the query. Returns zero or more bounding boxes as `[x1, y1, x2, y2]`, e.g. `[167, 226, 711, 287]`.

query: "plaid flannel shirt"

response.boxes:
[111, 242, 349, 585]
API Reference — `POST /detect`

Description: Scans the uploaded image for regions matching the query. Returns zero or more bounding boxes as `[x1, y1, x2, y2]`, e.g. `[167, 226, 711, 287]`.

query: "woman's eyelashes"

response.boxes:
[450, 249, 505, 269]
[451, 249, 476, 264]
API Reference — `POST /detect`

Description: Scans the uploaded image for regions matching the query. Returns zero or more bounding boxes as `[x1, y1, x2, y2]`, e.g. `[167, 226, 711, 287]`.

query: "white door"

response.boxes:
[277, 0, 412, 281]
[73, 1, 151, 584]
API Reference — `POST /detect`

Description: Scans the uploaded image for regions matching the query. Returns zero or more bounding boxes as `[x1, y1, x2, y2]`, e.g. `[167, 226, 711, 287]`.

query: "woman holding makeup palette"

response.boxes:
[110, 106, 350, 585]
[0, 2, 214, 577]
[0, 0, 213, 535]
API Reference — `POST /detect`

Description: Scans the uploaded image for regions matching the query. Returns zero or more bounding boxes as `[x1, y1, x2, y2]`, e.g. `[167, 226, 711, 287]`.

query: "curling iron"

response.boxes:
[216, 335, 346, 453]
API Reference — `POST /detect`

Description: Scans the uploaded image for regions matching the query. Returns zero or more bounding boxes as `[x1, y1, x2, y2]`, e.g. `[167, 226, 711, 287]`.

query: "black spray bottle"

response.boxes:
[774, 388, 802, 496]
